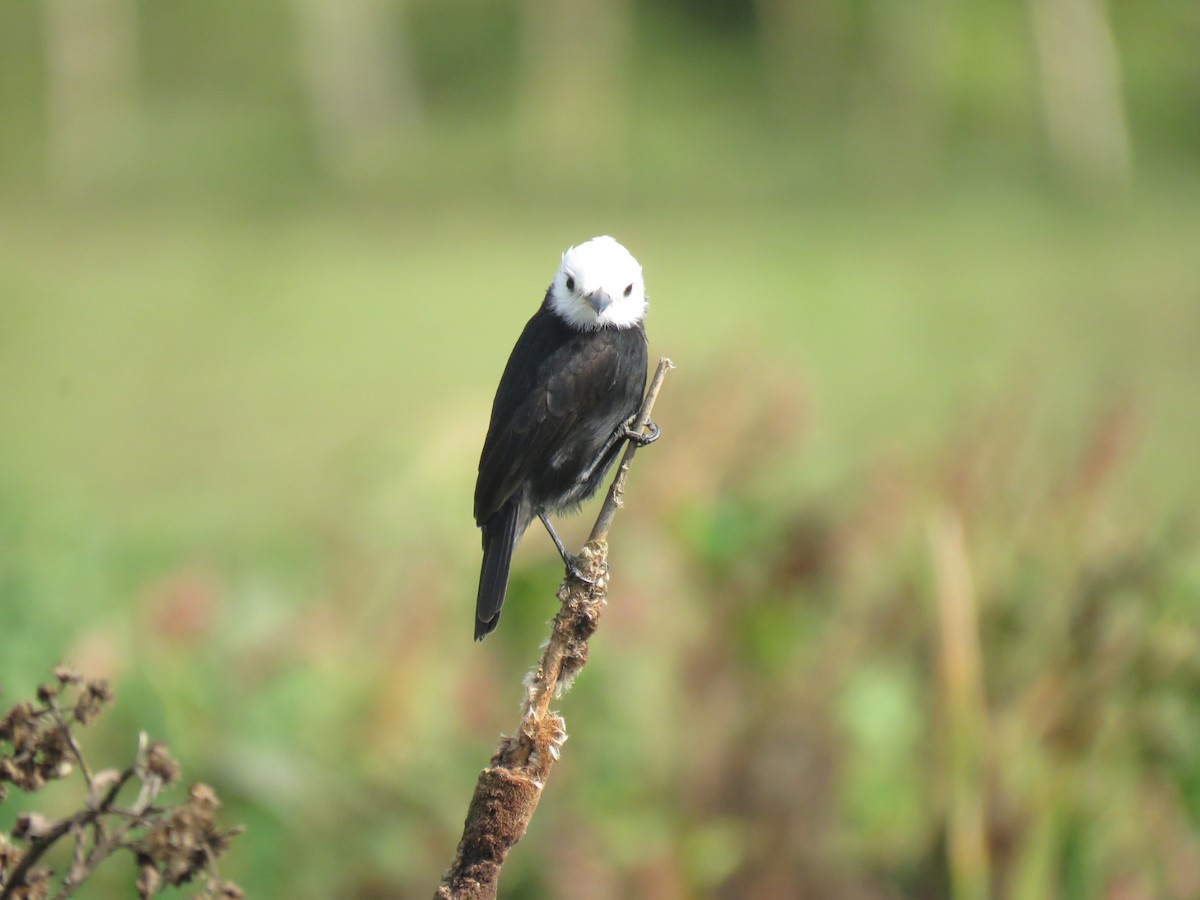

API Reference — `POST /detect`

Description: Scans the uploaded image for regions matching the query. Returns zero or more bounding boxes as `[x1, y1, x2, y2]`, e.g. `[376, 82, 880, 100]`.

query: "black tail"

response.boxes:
[476, 502, 521, 640]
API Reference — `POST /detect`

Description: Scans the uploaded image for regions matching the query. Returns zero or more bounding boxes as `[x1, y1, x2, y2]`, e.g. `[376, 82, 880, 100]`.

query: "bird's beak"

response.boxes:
[585, 289, 612, 315]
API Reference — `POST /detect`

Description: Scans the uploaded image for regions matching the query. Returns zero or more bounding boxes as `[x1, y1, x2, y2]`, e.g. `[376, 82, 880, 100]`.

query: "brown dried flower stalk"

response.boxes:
[0, 669, 243, 899]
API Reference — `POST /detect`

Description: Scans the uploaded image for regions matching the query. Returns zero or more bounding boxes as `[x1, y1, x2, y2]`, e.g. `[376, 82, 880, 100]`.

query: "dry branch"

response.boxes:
[435, 356, 674, 900]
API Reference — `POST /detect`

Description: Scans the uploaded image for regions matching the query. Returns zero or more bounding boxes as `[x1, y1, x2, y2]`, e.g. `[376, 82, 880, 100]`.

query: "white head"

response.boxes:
[548, 235, 647, 331]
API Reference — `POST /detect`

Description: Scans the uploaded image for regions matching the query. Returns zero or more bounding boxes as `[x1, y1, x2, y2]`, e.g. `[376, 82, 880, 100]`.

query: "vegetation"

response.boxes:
[1, 1, 1198, 897]
[0, 671, 241, 898]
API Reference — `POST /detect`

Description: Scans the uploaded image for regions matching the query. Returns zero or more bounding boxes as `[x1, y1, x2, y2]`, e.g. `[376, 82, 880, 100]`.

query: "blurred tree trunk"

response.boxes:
[292, 0, 424, 183]
[513, 0, 632, 184]
[753, 0, 958, 178]
[845, 0, 960, 179]
[1027, 0, 1132, 190]
[42, 0, 139, 194]
[751, 0, 852, 121]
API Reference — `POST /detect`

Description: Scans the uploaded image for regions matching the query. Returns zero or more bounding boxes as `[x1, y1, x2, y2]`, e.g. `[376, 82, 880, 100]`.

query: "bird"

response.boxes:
[473, 235, 657, 640]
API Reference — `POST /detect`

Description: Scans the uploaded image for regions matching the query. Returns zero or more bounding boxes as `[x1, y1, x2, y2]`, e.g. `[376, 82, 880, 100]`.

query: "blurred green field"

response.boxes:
[4, 187, 1199, 525]
[3, 2, 1200, 898]
[5, 186, 1200, 898]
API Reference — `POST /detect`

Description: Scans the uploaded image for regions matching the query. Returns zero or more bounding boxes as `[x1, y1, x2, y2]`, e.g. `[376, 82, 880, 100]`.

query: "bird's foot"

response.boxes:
[622, 417, 660, 447]
[575, 418, 661, 486]
[540, 512, 597, 583]
[563, 553, 598, 585]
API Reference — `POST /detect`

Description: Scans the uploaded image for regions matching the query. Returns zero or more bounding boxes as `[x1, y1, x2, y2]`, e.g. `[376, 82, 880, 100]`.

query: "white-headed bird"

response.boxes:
[473, 236, 655, 639]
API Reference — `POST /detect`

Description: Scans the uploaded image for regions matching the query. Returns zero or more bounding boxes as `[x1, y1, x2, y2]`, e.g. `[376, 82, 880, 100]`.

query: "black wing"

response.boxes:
[474, 302, 646, 524]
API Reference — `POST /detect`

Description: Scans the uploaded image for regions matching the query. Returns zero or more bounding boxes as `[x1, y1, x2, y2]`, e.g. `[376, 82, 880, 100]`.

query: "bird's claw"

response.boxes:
[564, 553, 598, 585]
[623, 418, 660, 447]
[574, 418, 661, 486]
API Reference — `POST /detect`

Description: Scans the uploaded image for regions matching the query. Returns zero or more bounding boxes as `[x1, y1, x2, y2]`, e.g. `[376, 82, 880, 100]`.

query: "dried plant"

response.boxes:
[0, 667, 243, 899]
[436, 357, 673, 900]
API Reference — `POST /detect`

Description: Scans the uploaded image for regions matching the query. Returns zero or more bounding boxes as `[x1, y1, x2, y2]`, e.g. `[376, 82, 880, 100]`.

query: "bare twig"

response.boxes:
[590, 358, 674, 545]
[45, 694, 95, 798]
[436, 356, 674, 900]
[2, 764, 136, 898]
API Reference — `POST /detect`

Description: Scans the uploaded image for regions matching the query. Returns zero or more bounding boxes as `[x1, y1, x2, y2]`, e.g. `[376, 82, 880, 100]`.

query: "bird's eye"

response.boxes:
[623, 284, 633, 297]
[565, 275, 575, 291]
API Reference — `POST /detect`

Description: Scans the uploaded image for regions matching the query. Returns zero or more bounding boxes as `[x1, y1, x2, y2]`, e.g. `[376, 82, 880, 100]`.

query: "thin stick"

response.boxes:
[435, 356, 673, 900]
[590, 357, 674, 544]
[1, 767, 135, 899]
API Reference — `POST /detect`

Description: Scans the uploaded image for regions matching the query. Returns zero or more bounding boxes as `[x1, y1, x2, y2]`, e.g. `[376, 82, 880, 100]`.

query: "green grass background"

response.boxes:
[2, 2, 1199, 897]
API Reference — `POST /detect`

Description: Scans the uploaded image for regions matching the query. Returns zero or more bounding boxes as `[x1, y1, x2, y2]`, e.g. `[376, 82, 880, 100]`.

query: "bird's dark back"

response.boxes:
[474, 296, 647, 525]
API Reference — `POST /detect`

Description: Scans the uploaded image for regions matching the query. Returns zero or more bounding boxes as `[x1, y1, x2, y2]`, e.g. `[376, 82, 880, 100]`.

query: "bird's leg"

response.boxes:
[576, 417, 661, 485]
[539, 512, 595, 584]
[576, 429, 622, 485]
